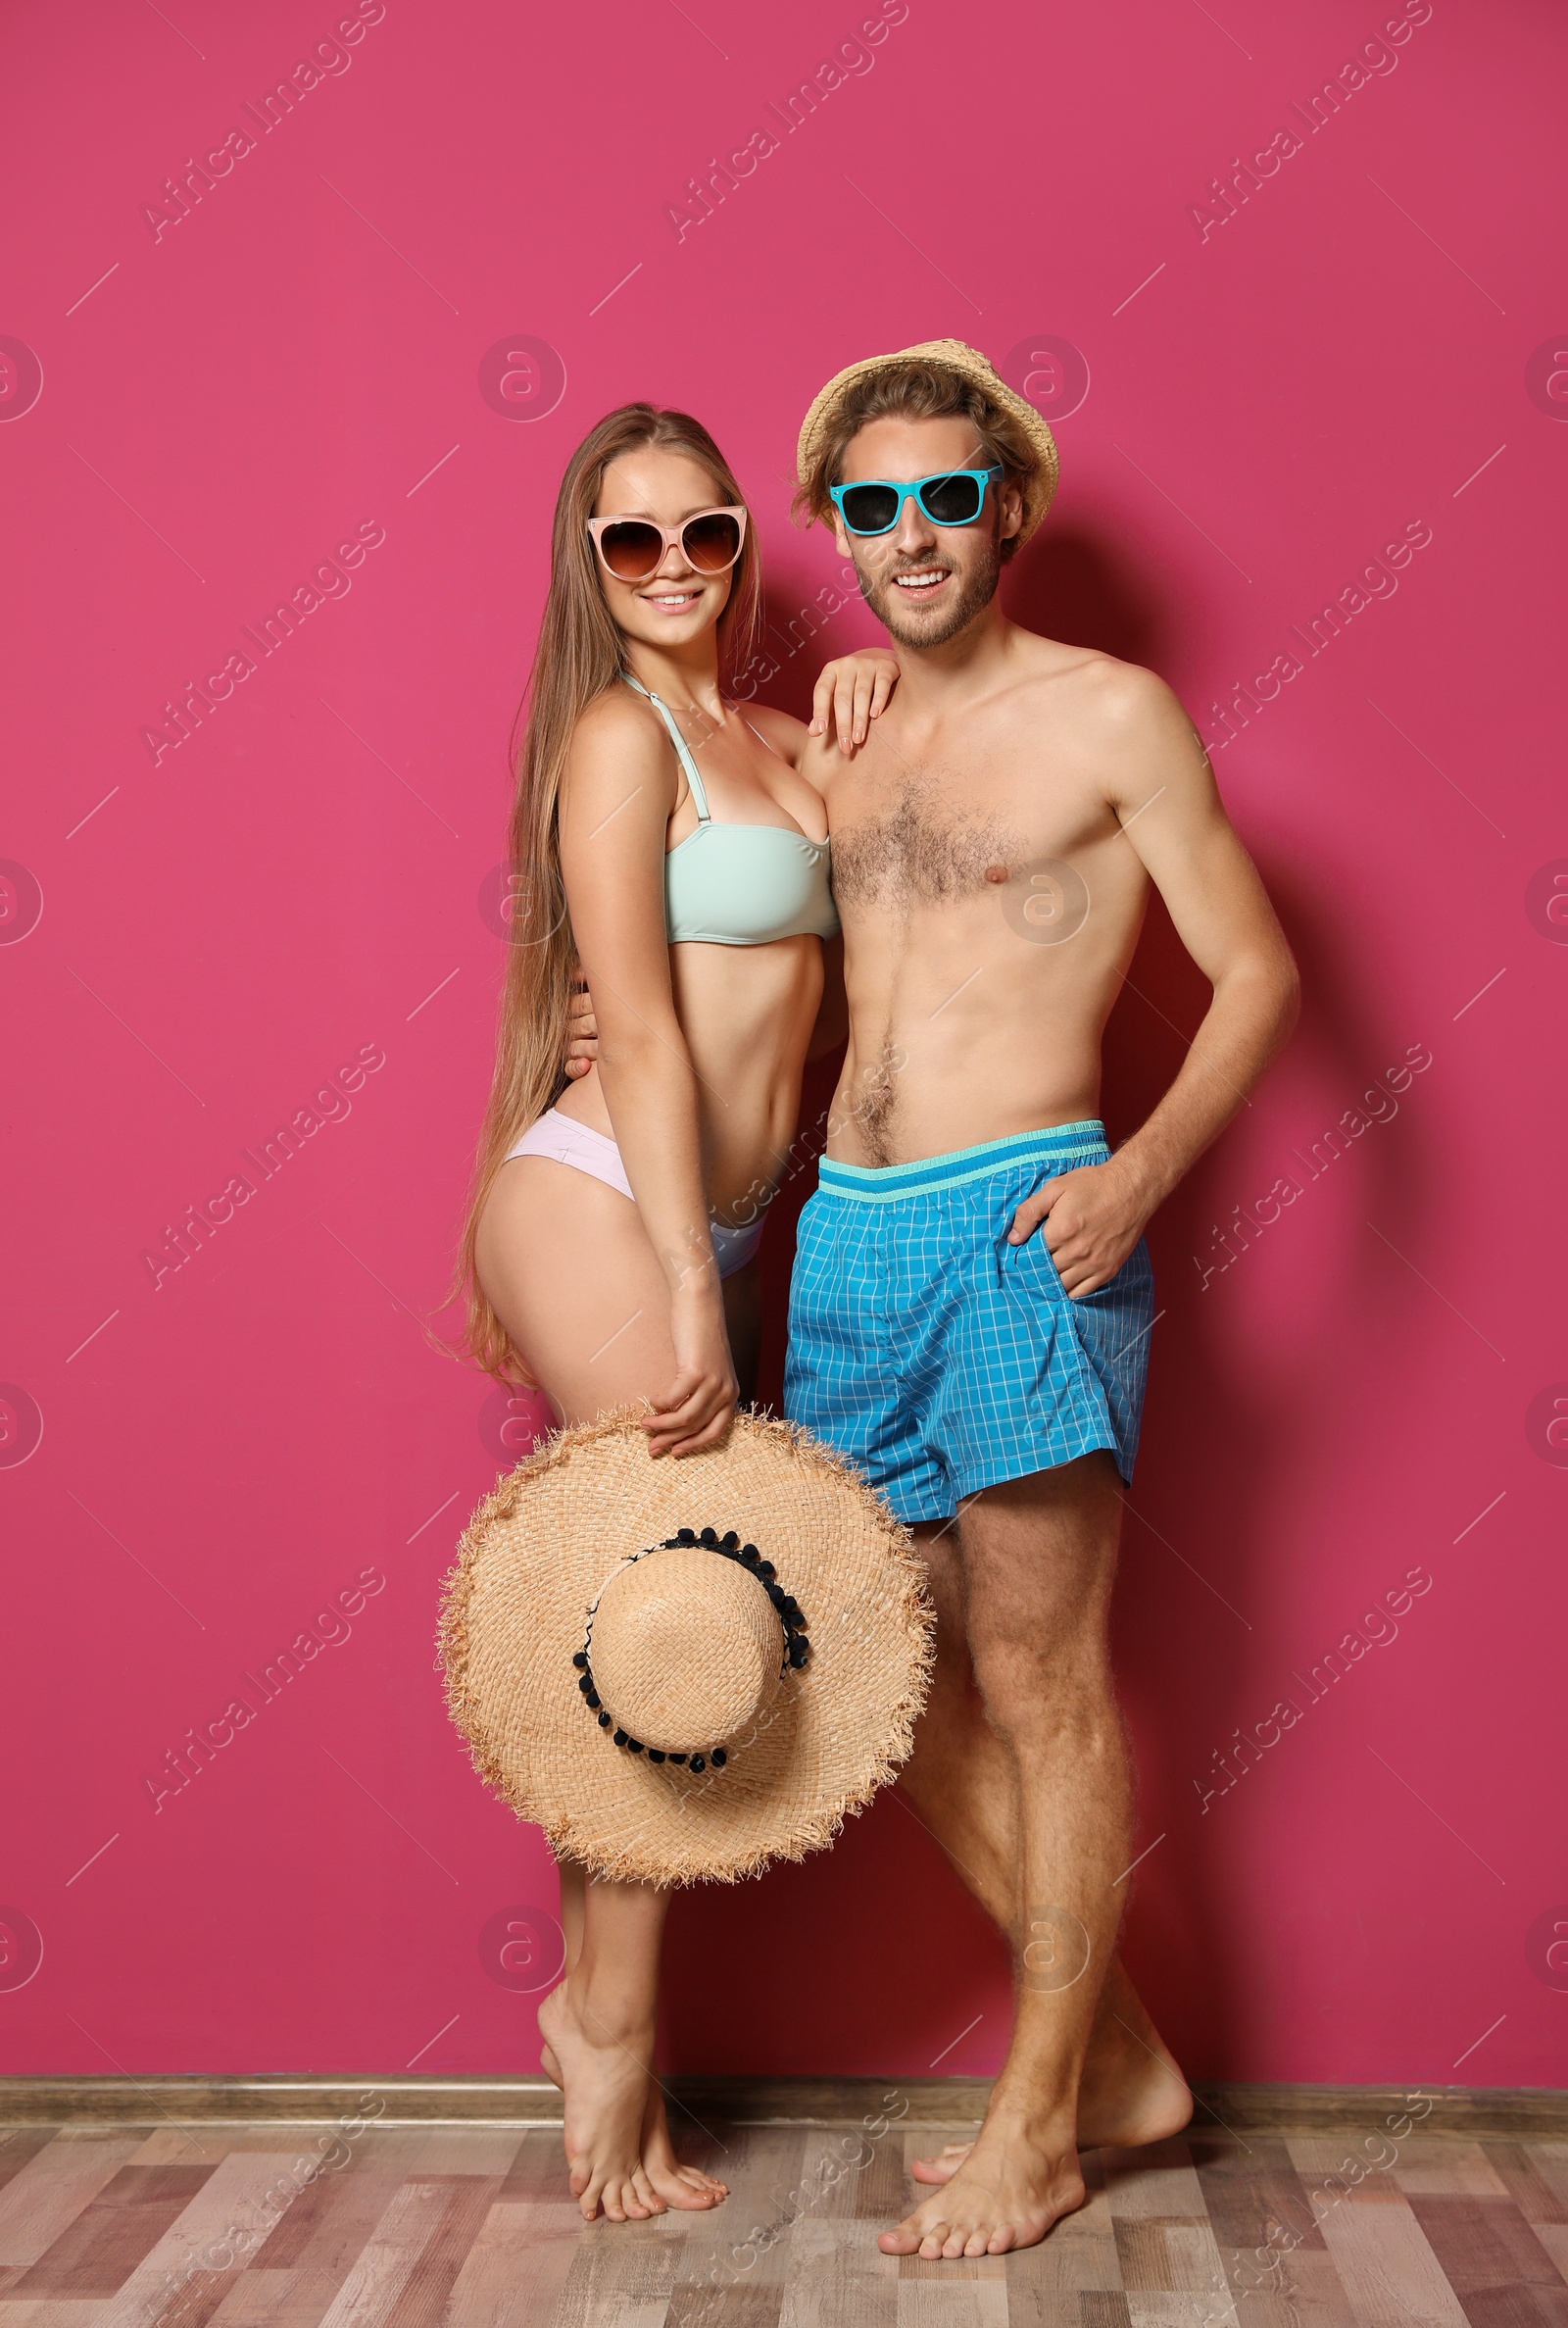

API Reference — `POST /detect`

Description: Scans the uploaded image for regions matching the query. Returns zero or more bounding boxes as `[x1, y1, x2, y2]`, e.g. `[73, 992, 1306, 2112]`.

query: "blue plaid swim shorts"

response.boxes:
[784, 1122, 1156, 1525]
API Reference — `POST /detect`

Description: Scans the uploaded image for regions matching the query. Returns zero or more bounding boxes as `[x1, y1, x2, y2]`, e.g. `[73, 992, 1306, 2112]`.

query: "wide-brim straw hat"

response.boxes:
[438, 1411, 934, 1887]
[796, 337, 1060, 544]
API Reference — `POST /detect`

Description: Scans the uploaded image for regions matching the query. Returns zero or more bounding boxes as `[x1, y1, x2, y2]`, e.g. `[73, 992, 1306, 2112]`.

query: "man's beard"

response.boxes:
[853, 530, 1002, 648]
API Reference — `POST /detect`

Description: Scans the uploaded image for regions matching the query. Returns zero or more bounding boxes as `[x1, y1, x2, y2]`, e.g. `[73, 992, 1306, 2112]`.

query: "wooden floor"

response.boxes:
[0, 2110, 1564, 2326]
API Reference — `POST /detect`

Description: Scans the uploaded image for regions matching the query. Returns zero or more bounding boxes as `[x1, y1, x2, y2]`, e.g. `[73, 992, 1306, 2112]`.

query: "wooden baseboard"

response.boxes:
[671, 2079, 1568, 2138]
[0, 2075, 1561, 2135]
[1192, 2081, 1567, 2138]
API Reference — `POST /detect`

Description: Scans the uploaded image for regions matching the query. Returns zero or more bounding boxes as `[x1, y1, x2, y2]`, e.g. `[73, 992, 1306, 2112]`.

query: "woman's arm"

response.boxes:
[559, 651, 900, 1078]
[562, 931, 848, 1077]
[558, 692, 735, 1458]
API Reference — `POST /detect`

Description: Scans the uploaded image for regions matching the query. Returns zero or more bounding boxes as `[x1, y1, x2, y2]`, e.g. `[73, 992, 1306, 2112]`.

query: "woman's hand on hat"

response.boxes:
[808, 648, 900, 754]
[642, 1282, 738, 1459]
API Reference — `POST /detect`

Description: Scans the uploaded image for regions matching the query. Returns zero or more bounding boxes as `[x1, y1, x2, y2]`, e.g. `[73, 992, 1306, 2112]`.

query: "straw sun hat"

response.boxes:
[438, 1412, 934, 1886]
[797, 337, 1060, 545]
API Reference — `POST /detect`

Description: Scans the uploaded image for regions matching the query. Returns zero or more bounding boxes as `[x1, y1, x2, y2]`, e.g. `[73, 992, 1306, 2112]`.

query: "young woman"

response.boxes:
[457, 403, 894, 2225]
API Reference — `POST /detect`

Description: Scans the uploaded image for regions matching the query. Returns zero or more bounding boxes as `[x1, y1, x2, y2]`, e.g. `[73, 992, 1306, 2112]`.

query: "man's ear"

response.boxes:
[997, 478, 1024, 544]
[829, 507, 853, 560]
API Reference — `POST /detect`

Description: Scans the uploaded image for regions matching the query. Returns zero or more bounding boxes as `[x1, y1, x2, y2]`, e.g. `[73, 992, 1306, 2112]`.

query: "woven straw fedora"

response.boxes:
[797, 337, 1059, 544]
[438, 1411, 933, 1886]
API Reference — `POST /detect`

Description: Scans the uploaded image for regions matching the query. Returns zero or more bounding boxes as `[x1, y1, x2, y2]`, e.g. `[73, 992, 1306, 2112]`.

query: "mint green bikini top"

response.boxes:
[623, 675, 839, 946]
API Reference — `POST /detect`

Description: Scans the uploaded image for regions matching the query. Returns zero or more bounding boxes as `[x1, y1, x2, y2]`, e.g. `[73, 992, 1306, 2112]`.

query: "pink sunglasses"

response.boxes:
[586, 506, 747, 582]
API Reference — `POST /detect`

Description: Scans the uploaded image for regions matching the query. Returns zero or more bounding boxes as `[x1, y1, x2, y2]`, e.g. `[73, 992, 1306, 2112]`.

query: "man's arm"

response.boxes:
[1010, 668, 1299, 1295]
[563, 972, 597, 1079]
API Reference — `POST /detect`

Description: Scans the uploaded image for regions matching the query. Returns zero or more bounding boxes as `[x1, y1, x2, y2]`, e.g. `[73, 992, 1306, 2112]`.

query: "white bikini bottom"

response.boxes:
[505, 1109, 764, 1279]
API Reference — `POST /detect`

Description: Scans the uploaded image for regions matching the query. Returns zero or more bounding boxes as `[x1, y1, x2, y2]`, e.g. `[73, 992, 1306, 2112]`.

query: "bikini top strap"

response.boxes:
[621, 673, 710, 821]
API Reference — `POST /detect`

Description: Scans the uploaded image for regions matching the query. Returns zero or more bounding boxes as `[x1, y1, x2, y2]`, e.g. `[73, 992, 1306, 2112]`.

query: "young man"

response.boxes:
[782, 340, 1299, 2259]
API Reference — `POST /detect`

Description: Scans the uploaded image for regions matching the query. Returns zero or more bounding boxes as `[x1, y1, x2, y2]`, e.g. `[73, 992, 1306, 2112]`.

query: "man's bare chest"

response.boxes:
[826, 755, 1105, 911]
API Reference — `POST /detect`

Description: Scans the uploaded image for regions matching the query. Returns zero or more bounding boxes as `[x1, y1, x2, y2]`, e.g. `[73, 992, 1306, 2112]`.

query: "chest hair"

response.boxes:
[831, 770, 1026, 910]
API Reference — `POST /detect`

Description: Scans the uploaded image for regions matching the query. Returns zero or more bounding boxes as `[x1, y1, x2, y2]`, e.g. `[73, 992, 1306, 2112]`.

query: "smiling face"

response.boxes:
[590, 445, 736, 652]
[830, 415, 1022, 650]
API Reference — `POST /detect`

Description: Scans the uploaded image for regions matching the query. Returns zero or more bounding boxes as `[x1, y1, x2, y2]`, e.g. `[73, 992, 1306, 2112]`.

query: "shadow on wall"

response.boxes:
[660, 514, 1434, 2080]
[1100, 885, 1434, 2073]
[1002, 520, 1169, 667]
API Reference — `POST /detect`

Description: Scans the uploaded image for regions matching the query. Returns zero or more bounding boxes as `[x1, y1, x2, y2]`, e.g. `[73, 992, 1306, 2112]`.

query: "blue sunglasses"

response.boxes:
[829, 467, 1002, 537]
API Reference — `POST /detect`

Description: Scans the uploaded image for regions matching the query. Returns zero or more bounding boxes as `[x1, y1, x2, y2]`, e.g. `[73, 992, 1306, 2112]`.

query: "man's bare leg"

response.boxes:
[880, 1454, 1159, 2259]
[899, 1506, 1191, 2182]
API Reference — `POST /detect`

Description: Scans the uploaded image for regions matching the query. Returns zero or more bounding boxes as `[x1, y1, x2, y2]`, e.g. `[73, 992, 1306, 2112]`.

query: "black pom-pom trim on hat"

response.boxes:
[577, 1526, 813, 1776]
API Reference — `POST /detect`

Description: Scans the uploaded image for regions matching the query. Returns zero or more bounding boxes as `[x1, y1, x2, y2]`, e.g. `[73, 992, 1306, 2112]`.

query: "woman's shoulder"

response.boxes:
[573, 680, 653, 743]
[559, 684, 682, 836]
[567, 681, 675, 773]
[738, 700, 809, 768]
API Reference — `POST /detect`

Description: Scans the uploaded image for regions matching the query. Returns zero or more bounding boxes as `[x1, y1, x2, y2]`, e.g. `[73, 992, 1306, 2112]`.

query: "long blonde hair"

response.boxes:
[454, 403, 760, 1383]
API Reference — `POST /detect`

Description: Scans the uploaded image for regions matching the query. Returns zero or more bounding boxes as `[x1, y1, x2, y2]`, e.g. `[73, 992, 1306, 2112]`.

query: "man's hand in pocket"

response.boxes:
[1007, 1157, 1148, 1297]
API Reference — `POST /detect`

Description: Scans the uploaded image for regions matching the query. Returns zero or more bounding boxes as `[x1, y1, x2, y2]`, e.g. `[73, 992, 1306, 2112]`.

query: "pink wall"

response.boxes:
[3, 0, 1564, 2090]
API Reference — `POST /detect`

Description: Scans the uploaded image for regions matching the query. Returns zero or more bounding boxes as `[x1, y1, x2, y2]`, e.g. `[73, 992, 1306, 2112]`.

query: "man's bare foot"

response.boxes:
[1076, 1998, 1193, 2152]
[641, 2084, 728, 2211]
[882, 2113, 1085, 2258]
[910, 1982, 1192, 2185]
[537, 1980, 663, 2222]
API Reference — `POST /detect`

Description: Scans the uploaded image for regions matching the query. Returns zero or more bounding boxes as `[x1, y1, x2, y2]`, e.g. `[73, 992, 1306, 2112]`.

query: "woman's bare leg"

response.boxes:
[476, 1155, 732, 2216]
[557, 1858, 586, 1971]
[541, 1854, 718, 2207]
[539, 1857, 585, 2082]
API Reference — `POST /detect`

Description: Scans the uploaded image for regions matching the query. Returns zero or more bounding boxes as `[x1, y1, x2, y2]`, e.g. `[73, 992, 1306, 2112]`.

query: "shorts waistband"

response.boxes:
[816, 1120, 1108, 1203]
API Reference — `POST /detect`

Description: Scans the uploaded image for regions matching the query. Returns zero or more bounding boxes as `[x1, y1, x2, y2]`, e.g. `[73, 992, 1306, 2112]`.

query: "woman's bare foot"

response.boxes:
[883, 2110, 1085, 2258]
[909, 2138, 975, 2188]
[537, 1980, 663, 2222]
[641, 2084, 728, 2210]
